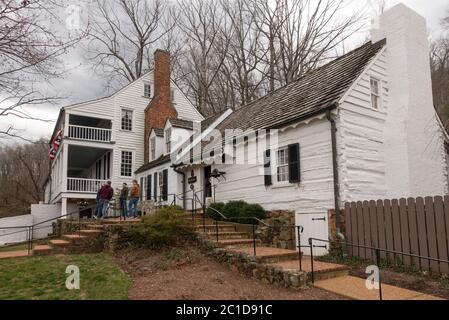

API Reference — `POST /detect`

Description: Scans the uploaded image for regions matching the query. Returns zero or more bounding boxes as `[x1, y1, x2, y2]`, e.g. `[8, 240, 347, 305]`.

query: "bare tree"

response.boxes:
[87, 0, 176, 90]
[176, 0, 231, 116]
[0, 139, 49, 217]
[0, 0, 86, 140]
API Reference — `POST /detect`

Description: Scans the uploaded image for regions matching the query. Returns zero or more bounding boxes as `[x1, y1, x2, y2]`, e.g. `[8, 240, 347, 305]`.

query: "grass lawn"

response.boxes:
[0, 254, 131, 300]
[0, 243, 28, 253]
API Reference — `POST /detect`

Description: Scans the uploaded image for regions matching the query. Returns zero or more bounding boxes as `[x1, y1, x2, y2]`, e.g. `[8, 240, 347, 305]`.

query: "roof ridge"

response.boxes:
[231, 40, 385, 115]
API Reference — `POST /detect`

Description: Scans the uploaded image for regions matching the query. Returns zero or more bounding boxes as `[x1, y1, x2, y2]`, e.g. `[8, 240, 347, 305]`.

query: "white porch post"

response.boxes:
[64, 112, 69, 137]
[62, 144, 68, 193]
[61, 197, 68, 218]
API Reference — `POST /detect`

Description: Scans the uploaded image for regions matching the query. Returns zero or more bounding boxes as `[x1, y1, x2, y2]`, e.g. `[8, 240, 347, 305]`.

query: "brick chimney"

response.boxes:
[144, 49, 178, 163]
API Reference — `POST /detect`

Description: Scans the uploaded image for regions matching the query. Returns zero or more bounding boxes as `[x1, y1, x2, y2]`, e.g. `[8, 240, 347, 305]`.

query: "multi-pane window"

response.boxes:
[121, 151, 132, 177]
[151, 137, 156, 160]
[121, 109, 133, 131]
[277, 148, 289, 182]
[370, 78, 380, 109]
[165, 128, 172, 154]
[144, 83, 151, 98]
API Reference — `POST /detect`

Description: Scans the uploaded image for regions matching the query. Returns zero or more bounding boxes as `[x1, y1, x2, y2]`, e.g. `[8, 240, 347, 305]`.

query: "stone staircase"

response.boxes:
[32, 226, 105, 256]
[192, 216, 349, 283]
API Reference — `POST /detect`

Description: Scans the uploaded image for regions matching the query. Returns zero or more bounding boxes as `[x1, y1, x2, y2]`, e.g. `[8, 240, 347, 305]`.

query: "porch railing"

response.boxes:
[68, 125, 112, 142]
[67, 178, 107, 193]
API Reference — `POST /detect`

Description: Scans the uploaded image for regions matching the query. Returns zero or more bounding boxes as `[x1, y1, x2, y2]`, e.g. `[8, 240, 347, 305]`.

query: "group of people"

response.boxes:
[94, 180, 141, 219]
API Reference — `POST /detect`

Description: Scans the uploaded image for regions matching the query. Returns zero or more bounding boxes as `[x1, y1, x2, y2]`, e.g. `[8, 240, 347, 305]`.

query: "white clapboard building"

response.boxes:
[42, 4, 449, 252]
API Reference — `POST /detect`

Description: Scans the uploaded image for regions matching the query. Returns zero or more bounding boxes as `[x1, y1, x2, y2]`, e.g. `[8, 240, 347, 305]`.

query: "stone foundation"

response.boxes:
[196, 234, 307, 289]
[256, 210, 296, 250]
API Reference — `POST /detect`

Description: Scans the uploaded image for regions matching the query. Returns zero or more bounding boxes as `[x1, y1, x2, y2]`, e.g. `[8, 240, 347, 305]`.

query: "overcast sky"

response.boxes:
[0, 0, 448, 145]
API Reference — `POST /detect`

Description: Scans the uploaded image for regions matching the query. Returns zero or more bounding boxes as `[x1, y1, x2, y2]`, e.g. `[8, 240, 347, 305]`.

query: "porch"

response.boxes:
[66, 145, 112, 194]
[66, 114, 112, 143]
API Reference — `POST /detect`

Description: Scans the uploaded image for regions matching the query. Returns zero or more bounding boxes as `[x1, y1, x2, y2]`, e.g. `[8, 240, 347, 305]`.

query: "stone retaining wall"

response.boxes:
[196, 234, 307, 289]
[256, 210, 296, 250]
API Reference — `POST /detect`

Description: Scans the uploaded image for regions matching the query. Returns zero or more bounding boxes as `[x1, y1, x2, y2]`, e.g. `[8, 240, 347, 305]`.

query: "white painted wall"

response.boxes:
[370, 4, 448, 198]
[0, 215, 32, 246]
[337, 49, 389, 203]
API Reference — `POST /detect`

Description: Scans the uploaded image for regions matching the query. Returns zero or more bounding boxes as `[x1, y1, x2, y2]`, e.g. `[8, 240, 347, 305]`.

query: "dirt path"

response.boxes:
[114, 246, 344, 300]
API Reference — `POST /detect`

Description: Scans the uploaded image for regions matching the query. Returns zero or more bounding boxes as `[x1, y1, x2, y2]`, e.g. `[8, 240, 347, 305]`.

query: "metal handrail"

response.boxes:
[307, 237, 449, 300]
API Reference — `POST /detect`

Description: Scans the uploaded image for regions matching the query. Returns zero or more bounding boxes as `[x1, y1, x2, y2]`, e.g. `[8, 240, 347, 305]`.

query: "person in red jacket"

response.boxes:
[95, 181, 114, 219]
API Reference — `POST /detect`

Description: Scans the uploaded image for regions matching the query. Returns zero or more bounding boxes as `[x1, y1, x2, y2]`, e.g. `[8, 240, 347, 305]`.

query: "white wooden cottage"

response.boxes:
[41, 4, 449, 253]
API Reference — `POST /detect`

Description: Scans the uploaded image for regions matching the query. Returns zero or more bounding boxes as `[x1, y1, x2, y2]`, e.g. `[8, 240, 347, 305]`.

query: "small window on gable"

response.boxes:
[151, 137, 156, 160]
[144, 83, 151, 98]
[121, 109, 133, 131]
[165, 128, 172, 154]
[370, 77, 380, 109]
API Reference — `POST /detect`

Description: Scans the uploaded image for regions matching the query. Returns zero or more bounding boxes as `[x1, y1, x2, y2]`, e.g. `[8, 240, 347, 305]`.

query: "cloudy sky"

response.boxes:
[0, 0, 448, 144]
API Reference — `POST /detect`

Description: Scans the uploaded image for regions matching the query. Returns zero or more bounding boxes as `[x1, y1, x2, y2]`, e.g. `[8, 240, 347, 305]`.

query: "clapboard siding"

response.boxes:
[211, 117, 334, 215]
[338, 49, 389, 203]
[63, 71, 202, 188]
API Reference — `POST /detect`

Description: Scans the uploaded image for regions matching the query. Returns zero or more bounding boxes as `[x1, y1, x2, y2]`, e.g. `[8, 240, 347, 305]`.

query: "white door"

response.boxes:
[296, 212, 329, 256]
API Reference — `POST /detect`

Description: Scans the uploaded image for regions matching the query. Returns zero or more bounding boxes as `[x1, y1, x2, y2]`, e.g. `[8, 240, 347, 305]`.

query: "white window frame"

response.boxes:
[144, 82, 151, 98]
[150, 137, 156, 160]
[370, 77, 381, 109]
[276, 147, 289, 183]
[165, 128, 172, 154]
[120, 150, 133, 178]
[121, 108, 133, 131]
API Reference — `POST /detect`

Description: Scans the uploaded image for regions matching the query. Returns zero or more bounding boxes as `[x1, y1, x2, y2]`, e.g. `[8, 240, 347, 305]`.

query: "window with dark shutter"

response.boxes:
[162, 169, 168, 201]
[146, 175, 152, 200]
[288, 143, 300, 183]
[153, 172, 158, 201]
[264, 149, 272, 186]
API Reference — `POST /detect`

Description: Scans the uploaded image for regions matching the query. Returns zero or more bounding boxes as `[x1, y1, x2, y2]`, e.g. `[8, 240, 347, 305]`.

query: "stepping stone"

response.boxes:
[314, 275, 445, 300]
[33, 245, 52, 256]
[216, 239, 262, 248]
[49, 239, 71, 246]
[62, 234, 88, 241]
[0, 250, 29, 260]
[232, 246, 301, 263]
[204, 232, 249, 240]
[79, 229, 103, 235]
[269, 257, 348, 280]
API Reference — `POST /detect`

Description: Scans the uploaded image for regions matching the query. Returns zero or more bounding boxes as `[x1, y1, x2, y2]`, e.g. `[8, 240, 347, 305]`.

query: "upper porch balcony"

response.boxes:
[67, 114, 112, 143]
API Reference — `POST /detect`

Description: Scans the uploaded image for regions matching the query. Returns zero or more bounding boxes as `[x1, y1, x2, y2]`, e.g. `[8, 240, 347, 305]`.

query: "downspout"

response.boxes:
[326, 109, 346, 250]
[173, 164, 186, 209]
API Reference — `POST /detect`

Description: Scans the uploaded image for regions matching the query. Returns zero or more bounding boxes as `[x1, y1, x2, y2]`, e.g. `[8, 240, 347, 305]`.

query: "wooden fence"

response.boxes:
[345, 196, 449, 273]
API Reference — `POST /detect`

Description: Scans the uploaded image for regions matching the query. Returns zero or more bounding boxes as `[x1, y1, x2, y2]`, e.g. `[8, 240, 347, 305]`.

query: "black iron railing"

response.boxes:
[307, 237, 449, 300]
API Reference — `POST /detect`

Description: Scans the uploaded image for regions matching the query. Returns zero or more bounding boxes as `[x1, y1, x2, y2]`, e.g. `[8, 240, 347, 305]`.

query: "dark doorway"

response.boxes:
[204, 166, 212, 199]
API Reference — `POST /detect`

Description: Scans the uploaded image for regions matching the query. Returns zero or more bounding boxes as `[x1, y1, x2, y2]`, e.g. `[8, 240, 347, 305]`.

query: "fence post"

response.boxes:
[252, 222, 257, 256]
[309, 238, 314, 284]
[297, 226, 302, 271]
[375, 248, 383, 301]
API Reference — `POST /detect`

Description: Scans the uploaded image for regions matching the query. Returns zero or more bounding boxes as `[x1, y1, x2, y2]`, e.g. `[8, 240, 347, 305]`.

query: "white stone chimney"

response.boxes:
[372, 4, 448, 197]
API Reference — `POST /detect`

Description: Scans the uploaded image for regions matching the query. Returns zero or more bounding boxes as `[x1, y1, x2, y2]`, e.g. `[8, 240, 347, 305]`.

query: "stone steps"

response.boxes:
[32, 245, 53, 256]
[215, 238, 262, 248]
[231, 246, 302, 263]
[62, 234, 89, 242]
[195, 225, 237, 233]
[203, 231, 249, 240]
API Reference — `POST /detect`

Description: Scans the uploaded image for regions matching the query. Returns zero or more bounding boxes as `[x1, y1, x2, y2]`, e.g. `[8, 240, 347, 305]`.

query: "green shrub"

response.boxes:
[222, 200, 247, 219]
[126, 206, 193, 249]
[241, 203, 266, 221]
[206, 202, 226, 220]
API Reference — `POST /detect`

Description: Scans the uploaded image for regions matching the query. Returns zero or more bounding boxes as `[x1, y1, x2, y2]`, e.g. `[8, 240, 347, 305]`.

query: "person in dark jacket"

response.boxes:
[119, 183, 129, 219]
[96, 181, 114, 219]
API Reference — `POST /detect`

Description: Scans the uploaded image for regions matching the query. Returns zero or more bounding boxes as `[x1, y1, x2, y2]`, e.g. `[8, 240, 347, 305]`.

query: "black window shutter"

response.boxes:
[288, 143, 300, 183]
[140, 177, 144, 199]
[154, 172, 158, 201]
[162, 169, 168, 201]
[146, 175, 152, 200]
[264, 149, 272, 186]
